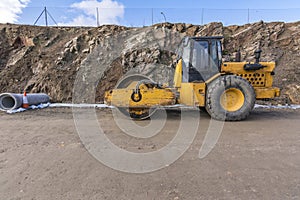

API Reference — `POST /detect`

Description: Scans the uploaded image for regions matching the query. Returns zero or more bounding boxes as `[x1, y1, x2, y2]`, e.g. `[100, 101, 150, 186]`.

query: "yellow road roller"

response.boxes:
[105, 36, 280, 121]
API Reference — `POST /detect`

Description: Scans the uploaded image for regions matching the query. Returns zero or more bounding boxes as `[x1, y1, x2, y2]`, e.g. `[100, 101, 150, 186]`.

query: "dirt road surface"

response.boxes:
[0, 108, 299, 200]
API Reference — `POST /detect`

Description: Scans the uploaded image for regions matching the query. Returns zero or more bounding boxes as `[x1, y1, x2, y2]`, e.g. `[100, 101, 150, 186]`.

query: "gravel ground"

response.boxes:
[0, 107, 299, 200]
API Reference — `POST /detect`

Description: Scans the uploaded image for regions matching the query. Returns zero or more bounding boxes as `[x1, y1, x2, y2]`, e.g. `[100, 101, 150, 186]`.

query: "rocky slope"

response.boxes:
[0, 21, 299, 104]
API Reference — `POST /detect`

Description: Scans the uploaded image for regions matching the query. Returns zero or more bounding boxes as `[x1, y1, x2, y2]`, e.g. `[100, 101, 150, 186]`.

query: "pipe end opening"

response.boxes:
[0, 94, 17, 110]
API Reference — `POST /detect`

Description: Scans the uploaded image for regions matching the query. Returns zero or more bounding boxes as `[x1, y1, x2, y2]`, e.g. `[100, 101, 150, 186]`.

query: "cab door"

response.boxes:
[186, 39, 221, 82]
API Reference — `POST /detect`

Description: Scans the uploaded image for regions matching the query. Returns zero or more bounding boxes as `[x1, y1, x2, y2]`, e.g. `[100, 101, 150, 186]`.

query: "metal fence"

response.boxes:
[12, 7, 300, 27]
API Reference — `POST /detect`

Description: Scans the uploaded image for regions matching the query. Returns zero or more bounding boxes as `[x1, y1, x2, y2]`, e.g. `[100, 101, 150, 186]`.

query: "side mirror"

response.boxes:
[183, 37, 189, 47]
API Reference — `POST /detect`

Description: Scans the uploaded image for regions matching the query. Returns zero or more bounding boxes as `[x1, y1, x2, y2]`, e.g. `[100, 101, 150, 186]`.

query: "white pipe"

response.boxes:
[0, 93, 50, 111]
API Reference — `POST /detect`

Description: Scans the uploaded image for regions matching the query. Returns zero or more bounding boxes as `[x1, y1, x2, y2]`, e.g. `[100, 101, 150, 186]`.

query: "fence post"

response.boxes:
[152, 8, 154, 25]
[248, 8, 250, 23]
[201, 8, 204, 25]
[96, 7, 100, 26]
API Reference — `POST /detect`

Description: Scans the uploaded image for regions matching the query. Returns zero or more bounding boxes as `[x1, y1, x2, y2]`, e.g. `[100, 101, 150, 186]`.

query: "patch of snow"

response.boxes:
[3, 103, 299, 114]
[49, 103, 114, 108]
[254, 104, 300, 109]
[6, 103, 50, 114]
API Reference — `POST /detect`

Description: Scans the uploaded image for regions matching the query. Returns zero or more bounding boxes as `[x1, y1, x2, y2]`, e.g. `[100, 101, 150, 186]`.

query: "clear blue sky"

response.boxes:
[7, 0, 300, 26]
[23, 0, 300, 9]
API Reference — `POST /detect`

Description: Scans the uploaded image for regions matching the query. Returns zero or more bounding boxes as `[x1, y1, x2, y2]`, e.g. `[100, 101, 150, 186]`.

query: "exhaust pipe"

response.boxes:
[0, 93, 50, 111]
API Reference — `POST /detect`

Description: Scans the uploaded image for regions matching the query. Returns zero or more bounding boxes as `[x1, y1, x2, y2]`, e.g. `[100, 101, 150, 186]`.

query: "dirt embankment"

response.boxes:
[0, 22, 299, 103]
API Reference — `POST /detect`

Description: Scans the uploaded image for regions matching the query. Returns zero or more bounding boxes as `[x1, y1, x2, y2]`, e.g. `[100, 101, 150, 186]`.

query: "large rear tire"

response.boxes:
[205, 75, 255, 121]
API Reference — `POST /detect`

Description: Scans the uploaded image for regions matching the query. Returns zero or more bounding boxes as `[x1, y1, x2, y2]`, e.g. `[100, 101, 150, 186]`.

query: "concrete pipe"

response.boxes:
[0, 93, 50, 111]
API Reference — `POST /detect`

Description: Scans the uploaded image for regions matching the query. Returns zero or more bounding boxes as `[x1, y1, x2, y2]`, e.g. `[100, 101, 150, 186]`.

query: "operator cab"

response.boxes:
[177, 36, 223, 82]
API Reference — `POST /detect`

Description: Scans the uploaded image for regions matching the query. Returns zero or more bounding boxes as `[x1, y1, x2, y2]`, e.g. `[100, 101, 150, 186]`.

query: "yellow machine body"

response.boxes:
[104, 36, 280, 120]
[105, 81, 176, 108]
[170, 60, 280, 108]
[105, 60, 280, 109]
[221, 62, 280, 99]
